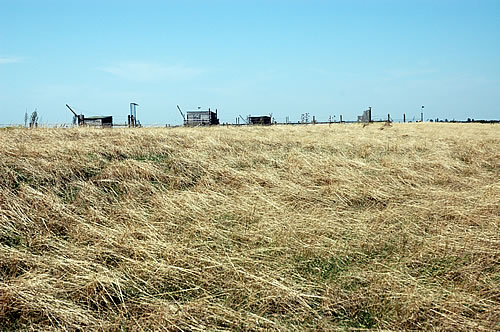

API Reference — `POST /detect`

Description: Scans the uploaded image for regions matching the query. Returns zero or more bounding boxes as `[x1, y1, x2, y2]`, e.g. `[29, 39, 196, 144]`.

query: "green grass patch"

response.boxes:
[298, 255, 351, 280]
[133, 153, 170, 163]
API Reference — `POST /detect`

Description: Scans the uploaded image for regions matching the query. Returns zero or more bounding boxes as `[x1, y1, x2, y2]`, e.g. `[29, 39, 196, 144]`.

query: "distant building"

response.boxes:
[66, 104, 113, 128]
[82, 116, 113, 127]
[357, 107, 372, 123]
[248, 115, 272, 125]
[185, 109, 219, 126]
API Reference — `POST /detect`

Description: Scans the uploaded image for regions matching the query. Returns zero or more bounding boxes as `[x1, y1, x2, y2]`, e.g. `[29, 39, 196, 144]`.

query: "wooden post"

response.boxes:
[403, 113, 406, 123]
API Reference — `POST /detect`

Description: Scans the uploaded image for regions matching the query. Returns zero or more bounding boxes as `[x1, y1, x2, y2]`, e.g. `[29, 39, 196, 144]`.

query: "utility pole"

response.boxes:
[129, 103, 138, 127]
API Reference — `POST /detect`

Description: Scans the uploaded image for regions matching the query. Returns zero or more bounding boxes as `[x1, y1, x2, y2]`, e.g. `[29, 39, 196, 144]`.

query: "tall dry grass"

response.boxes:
[0, 123, 499, 330]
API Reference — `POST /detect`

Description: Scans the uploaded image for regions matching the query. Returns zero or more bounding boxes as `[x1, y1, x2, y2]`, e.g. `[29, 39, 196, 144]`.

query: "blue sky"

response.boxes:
[1, 0, 499, 125]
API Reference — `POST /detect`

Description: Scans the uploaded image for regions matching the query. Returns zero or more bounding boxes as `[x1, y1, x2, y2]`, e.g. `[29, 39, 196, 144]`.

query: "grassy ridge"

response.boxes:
[0, 123, 499, 330]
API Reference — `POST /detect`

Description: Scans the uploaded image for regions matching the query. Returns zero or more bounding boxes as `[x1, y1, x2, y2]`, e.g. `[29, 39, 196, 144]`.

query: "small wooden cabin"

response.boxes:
[357, 107, 372, 123]
[185, 109, 219, 126]
[248, 115, 272, 125]
[82, 116, 113, 127]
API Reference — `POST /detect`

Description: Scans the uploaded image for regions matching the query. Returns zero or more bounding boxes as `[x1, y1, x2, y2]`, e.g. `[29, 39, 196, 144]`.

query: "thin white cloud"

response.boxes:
[99, 62, 203, 81]
[0, 56, 22, 64]
[386, 67, 437, 79]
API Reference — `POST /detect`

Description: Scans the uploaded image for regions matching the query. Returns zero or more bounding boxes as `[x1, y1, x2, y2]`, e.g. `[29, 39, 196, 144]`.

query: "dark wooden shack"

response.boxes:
[185, 109, 219, 126]
[82, 116, 113, 127]
[357, 107, 372, 123]
[66, 104, 113, 128]
[248, 115, 272, 125]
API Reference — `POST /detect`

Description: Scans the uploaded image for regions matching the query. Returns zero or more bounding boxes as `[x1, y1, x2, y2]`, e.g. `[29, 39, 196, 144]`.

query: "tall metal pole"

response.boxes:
[130, 103, 139, 127]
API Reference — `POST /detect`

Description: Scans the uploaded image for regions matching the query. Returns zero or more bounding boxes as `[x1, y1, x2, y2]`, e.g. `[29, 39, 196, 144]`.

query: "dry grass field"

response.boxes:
[0, 123, 499, 330]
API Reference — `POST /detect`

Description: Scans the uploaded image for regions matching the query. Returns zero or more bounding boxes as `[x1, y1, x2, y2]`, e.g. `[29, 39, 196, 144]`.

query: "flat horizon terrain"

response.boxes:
[0, 123, 499, 330]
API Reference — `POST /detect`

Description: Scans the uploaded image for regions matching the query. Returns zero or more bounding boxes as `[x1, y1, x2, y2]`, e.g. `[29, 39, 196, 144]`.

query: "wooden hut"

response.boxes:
[185, 108, 219, 126]
[248, 115, 272, 125]
[82, 116, 113, 127]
